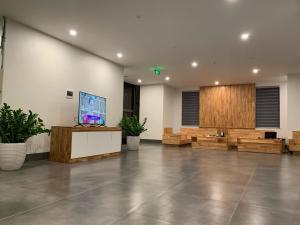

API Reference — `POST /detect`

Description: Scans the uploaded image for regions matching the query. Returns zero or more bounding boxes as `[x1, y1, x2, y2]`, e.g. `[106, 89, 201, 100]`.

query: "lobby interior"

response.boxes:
[1, 1, 300, 225]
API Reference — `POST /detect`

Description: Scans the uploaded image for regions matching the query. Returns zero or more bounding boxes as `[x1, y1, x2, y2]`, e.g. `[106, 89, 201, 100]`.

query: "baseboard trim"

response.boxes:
[25, 152, 49, 161]
[140, 139, 162, 144]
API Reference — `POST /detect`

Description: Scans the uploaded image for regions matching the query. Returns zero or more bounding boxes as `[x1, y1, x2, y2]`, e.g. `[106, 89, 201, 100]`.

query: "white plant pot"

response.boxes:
[127, 136, 140, 151]
[0, 143, 27, 171]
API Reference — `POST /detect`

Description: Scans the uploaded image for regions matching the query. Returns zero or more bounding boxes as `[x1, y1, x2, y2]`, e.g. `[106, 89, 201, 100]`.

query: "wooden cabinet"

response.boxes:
[50, 126, 122, 163]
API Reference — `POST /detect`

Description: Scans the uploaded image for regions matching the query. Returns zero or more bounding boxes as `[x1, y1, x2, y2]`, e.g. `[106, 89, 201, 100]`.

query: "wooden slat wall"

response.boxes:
[199, 84, 256, 128]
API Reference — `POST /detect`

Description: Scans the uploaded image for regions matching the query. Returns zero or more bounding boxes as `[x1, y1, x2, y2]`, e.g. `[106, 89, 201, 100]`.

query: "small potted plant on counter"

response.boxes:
[0, 103, 50, 171]
[119, 115, 147, 151]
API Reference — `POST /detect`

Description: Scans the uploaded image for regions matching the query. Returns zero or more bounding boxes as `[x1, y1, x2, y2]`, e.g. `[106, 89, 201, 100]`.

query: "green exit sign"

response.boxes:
[154, 68, 160, 76]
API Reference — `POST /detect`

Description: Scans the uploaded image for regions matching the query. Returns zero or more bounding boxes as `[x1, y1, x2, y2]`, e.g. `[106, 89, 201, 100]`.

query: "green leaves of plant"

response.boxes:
[119, 115, 147, 136]
[0, 103, 50, 143]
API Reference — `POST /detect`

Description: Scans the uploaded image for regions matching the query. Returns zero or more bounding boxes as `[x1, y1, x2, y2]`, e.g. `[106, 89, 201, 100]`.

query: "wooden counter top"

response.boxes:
[51, 126, 122, 132]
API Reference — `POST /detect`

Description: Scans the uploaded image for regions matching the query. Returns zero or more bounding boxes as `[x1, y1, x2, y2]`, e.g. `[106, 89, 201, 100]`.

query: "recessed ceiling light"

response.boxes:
[240, 32, 250, 41]
[137, 79, 142, 83]
[117, 53, 123, 58]
[227, 0, 238, 3]
[191, 61, 198, 68]
[69, 29, 77, 36]
[252, 68, 260, 74]
[165, 76, 170, 81]
[215, 81, 220, 85]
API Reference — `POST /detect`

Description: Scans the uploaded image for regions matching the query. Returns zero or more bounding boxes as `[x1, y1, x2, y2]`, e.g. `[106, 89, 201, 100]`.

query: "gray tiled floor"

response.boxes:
[1, 143, 300, 225]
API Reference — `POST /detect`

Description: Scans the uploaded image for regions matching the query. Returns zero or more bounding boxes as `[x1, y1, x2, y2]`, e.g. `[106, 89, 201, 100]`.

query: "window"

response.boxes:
[256, 87, 280, 128]
[182, 91, 199, 126]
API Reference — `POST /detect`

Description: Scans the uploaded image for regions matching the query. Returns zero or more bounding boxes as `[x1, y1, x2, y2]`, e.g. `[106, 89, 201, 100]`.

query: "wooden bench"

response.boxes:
[227, 129, 265, 148]
[163, 127, 285, 154]
[289, 131, 300, 153]
[162, 128, 191, 146]
[192, 136, 228, 150]
[181, 127, 219, 139]
[187, 128, 228, 150]
[238, 138, 285, 154]
[162, 127, 218, 146]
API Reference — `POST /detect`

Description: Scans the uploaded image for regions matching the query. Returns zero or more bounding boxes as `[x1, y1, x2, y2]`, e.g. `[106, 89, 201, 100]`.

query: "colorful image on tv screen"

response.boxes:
[78, 92, 106, 125]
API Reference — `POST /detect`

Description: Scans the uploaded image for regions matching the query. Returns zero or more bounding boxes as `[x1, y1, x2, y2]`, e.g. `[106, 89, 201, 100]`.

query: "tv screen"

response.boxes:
[78, 92, 106, 125]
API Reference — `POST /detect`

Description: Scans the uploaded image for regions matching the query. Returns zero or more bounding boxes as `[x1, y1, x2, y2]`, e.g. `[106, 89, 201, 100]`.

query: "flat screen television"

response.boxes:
[78, 91, 106, 125]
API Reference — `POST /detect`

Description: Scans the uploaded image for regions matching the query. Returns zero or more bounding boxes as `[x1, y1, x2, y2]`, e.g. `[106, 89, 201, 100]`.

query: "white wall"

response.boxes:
[163, 85, 180, 128]
[287, 74, 300, 138]
[163, 85, 174, 128]
[139, 85, 200, 140]
[2, 20, 124, 153]
[139, 85, 164, 140]
[171, 88, 182, 133]
[139, 84, 183, 140]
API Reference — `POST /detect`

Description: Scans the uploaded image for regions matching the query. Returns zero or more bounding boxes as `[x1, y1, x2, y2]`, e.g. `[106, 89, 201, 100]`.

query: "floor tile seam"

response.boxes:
[155, 176, 193, 198]
[169, 190, 241, 205]
[0, 180, 119, 223]
[105, 176, 191, 225]
[225, 161, 259, 225]
[105, 202, 172, 225]
[236, 201, 297, 215]
[128, 212, 174, 225]
[0, 196, 67, 223]
[184, 178, 252, 187]
[114, 178, 182, 187]
[103, 178, 188, 225]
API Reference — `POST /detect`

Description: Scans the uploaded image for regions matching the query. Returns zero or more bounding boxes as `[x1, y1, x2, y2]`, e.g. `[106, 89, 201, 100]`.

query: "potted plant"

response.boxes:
[119, 115, 147, 151]
[0, 103, 50, 171]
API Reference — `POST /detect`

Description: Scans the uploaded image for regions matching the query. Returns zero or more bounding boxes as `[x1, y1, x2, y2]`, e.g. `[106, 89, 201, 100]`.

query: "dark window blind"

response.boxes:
[256, 87, 280, 128]
[182, 91, 199, 126]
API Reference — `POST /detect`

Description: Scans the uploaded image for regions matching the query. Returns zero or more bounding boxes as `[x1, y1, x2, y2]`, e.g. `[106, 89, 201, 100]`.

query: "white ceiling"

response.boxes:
[0, 0, 300, 88]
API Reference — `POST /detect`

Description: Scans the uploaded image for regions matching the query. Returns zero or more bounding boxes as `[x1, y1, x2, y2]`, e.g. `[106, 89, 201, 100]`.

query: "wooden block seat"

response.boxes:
[237, 138, 284, 154]
[192, 136, 228, 150]
[180, 127, 219, 139]
[289, 131, 300, 153]
[163, 127, 227, 150]
[162, 128, 191, 146]
[162, 127, 219, 146]
[227, 129, 265, 148]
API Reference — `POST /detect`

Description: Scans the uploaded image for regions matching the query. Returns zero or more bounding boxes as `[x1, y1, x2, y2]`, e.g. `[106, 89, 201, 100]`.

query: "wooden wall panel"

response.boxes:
[200, 84, 256, 128]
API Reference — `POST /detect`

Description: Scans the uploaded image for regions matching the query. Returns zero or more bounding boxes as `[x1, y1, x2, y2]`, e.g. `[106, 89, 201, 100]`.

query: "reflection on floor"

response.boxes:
[1, 143, 300, 225]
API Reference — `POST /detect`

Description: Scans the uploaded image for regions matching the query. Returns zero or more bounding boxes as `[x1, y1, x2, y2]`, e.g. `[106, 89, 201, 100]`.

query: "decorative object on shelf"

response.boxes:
[119, 115, 147, 151]
[0, 103, 50, 170]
